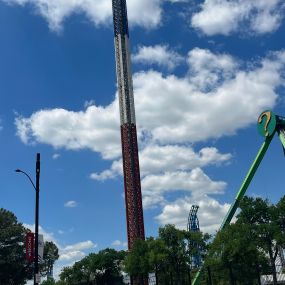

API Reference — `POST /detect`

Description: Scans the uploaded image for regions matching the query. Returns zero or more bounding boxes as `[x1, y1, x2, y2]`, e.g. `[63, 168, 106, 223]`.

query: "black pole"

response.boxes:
[207, 266, 213, 285]
[34, 153, 40, 285]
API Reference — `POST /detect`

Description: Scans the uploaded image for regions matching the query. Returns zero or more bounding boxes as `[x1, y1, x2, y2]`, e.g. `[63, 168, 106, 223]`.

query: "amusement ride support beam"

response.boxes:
[192, 110, 285, 285]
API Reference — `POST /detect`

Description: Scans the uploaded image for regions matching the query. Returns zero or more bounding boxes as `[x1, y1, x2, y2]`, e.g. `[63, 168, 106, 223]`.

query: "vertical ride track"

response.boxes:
[111, 0, 146, 251]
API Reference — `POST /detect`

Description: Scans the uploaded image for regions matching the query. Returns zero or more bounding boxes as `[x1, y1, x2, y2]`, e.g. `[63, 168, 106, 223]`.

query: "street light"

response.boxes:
[15, 153, 40, 285]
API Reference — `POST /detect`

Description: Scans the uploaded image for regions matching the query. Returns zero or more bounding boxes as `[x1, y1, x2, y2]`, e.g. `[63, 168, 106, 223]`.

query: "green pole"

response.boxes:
[192, 133, 275, 285]
[278, 130, 285, 150]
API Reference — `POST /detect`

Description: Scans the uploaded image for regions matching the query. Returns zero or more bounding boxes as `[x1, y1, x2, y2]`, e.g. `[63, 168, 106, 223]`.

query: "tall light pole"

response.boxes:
[15, 153, 40, 285]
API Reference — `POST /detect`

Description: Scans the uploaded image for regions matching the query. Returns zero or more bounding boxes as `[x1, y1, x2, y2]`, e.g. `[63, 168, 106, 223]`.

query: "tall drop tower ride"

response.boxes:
[111, 0, 146, 250]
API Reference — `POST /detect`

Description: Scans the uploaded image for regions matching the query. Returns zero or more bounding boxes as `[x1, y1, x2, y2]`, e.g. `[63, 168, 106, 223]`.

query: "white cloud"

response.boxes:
[133, 45, 183, 70]
[142, 168, 226, 196]
[156, 195, 230, 233]
[142, 168, 227, 208]
[191, 0, 284, 36]
[15, 103, 121, 160]
[111, 240, 128, 247]
[24, 224, 58, 245]
[64, 200, 78, 208]
[59, 240, 97, 261]
[52, 153, 60, 160]
[84, 100, 96, 109]
[90, 159, 122, 181]
[187, 48, 238, 91]
[91, 146, 230, 209]
[2, 0, 162, 32]
[90, 145, 231, 181]
[59, 250, 85, 261]
[16, 50, 284, 151]
[15, 49, 285, 221]
[62, 240, 96, 252]
[134, 55, 282, 144]
[140, 145, 231, 175]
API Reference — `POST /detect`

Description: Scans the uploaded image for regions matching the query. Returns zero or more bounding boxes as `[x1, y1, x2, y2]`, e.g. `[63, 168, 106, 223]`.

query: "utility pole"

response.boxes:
[15, 153, 41, 285]
[35, 153, 40, 285]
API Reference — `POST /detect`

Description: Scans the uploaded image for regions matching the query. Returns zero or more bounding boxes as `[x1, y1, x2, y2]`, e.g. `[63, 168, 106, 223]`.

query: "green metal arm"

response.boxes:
[191, 110, 285, 284]
[192, 132, 274, 285]
[192, 133, 275, 285]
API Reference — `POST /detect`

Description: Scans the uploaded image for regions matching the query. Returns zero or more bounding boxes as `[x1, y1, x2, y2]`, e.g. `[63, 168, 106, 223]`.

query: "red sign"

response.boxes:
[26, 232, 34, 262]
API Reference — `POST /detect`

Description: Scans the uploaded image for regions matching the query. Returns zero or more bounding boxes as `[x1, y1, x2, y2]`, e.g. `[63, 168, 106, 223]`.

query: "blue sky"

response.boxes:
[0, 0, 285, 279]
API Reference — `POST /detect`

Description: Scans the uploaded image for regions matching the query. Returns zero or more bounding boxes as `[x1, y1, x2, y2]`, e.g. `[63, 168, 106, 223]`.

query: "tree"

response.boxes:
[158, 224, 188, 285]
[59, 248, 125, 285]
[92, 248, 126, 284]
[184, 230, 211, 284]
[41, 279, 56, 285]
[147, 237, 167, 285]
[41, 241, 59, 278]
[124, 239, 150, 285]
[0, 208, 33, 284]
[238, 196, 285, 285]
[206, 222, 269, 285]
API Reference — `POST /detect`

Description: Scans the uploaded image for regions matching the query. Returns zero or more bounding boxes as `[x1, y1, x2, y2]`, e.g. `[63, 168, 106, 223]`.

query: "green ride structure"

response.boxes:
[192, 110, 285, 285]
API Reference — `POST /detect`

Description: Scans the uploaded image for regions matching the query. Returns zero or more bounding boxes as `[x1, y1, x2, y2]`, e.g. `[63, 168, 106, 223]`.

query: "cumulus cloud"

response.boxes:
[1, 0, 162, 32]
[142, 168, 227, 208]
[91, 145, 231, 181]
[16, 50, 285, 151]
[156, 195, 230, 233]
[90, 146, 230, 208]
[134, 52, 283, 143]
[62, 240, 96, 252]
[59, 250, 85, 261]
[111, 240, 128, 247]
[187, 48, 238, 91]
[142, 168, 226, 196]
[59, 240, 97, 261]
[191, 0, 285, 36]
[15, 49, 285, 227]
[15, 102, 121, 160]
[133, 45, 183, 70]
[64, 200, 78, 208]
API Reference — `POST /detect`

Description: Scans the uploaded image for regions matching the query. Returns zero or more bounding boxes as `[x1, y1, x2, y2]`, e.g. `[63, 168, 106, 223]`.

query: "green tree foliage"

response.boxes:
[158, 224, 188, 285]
[0, 208, 33, 284]
[147, 237, 167, 285]
[124, 239, 150, 284]
[206, 223, 269, 285]
[204, 196, 285, 285]
[123, 225, 208, 285]
[41, 241, 60, 278]
[41, 279, 56, 285]
[59, 248, 126, 285]
[237, 196, 285, 284]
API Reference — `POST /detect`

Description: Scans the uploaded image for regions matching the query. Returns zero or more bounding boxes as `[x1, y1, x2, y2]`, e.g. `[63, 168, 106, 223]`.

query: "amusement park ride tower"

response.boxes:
[111, 0, 146, 251]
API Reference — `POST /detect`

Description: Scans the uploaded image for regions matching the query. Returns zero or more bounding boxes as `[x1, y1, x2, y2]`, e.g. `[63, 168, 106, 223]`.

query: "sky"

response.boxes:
[0, 0, 285, 280]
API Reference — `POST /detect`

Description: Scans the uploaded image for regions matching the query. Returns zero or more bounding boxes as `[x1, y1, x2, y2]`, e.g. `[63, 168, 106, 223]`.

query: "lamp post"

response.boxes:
[15, 153, 40, 285]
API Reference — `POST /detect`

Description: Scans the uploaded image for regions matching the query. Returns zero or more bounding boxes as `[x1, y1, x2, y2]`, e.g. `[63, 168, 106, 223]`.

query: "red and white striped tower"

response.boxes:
[111, 0, 146, 251]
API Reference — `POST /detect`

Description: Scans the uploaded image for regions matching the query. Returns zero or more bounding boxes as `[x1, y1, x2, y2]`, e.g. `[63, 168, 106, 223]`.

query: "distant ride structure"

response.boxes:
[187, 205, 202, 268]
[111, 0, 146, 252]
